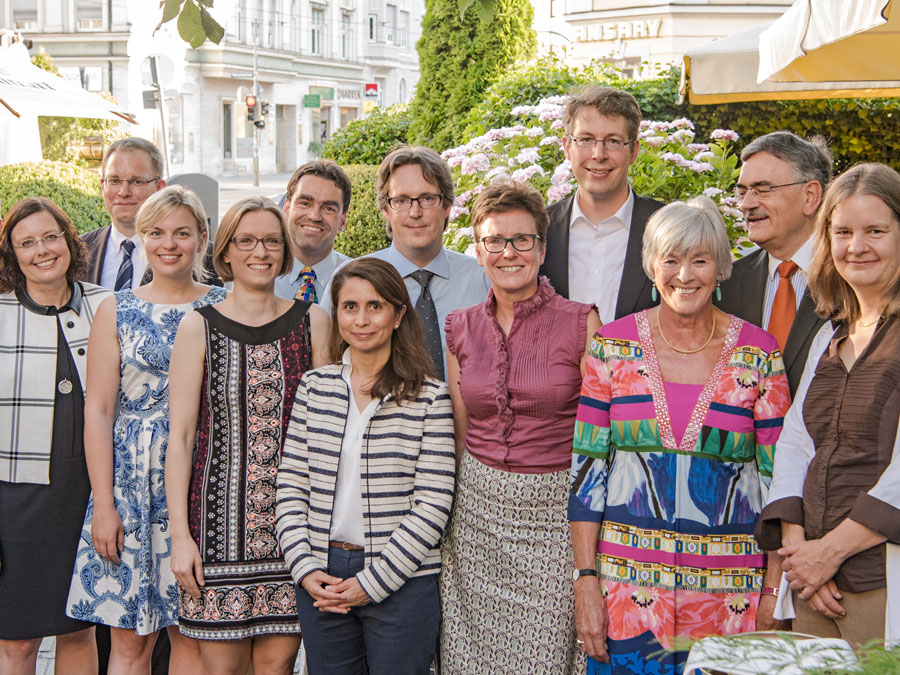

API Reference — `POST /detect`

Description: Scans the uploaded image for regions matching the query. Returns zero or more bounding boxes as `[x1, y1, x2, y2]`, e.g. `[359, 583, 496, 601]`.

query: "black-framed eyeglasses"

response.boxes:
[479, 233, 541, 253]
[569, 136, 634, 152]
[101, 177, 161, 188]
[386, 194, 443, 211]
[230, 234, 285, 251]
[733, 180, 809, 200]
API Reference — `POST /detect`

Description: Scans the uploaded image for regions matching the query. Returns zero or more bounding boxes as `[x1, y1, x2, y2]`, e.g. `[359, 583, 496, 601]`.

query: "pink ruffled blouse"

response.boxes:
[445, 277, 594, 473]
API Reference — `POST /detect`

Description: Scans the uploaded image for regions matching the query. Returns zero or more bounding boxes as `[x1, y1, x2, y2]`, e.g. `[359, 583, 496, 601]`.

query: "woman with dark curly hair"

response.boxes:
[0, 197, 108, 674]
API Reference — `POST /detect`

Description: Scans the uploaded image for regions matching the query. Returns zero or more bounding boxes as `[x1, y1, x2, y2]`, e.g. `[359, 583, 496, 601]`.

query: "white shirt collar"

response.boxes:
[108, 224, 142, 253]
[767, 236, 815, 280]
[569, 188, 635, 232]
[384, 244, 450, 280]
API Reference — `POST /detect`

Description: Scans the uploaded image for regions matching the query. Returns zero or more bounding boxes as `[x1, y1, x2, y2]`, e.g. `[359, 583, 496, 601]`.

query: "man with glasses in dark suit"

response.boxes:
[540, 86, 663, 324]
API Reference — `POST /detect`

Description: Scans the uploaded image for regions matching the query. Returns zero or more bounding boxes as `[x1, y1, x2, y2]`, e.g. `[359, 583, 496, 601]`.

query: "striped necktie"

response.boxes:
[115, 240, 136, 291]
[295, 266, 317, 303]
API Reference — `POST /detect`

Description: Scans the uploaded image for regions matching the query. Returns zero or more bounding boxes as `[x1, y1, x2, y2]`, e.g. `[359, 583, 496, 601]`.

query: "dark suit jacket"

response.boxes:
[80, 225, 221, 287]
[716, 247, 826, 396]
[539, 192, 664, 320]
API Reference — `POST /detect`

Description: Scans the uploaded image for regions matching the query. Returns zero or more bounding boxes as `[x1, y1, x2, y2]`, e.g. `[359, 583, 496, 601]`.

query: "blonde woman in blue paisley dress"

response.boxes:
[66, 186, 225, 674]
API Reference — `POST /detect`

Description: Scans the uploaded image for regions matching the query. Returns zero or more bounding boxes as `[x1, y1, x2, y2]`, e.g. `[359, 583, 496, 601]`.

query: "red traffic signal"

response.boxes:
[245, 95, 258, 107]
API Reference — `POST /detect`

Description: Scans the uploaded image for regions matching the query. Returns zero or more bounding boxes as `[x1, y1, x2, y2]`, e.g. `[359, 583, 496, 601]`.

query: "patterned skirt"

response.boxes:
[440, 451, 586, 674]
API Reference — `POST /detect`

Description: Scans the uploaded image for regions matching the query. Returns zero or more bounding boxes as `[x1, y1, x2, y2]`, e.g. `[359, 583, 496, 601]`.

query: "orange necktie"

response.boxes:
[768, 260, 799, 352]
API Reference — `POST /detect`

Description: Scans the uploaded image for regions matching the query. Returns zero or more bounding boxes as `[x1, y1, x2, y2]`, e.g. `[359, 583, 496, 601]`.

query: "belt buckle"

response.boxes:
[341, 541, 353, 550]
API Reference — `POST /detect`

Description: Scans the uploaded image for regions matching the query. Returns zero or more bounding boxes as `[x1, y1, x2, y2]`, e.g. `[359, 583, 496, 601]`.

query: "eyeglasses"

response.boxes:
[479, 233, 541, 253]
[230, 234, 285, 251]
[569, 136, 633, 152]
[734, 180, 809, 200]
[386, 194, 443, 211]
[12, 232, 66, 250]
[101, 177, 160, 189]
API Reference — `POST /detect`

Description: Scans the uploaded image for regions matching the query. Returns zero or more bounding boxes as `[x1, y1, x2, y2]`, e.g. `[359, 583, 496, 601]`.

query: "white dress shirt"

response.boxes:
[274, 249, 351, 302]
[567, 189, 635, 325]
[761, 236, 815, 332]
[329, 351, 379, 546]
[99, 226, 145, 290]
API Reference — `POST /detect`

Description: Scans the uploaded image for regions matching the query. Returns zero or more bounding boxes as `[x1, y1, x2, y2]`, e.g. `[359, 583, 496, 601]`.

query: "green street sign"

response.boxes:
[309, 86, 334, 100]
[303, 94, 321, 108]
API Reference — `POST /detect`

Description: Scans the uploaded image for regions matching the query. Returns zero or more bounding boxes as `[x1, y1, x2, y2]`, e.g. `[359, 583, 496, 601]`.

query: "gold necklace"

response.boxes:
[856, 316, 880, 328]
[657, 313, 716, 355]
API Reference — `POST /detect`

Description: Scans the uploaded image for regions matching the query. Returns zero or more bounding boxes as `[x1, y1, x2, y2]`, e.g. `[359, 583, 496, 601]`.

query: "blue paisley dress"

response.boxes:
[66, 287, 226, 635]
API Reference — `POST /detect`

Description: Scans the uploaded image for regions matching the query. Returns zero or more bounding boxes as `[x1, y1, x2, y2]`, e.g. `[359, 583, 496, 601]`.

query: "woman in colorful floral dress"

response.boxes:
[568, 196, 791, 675]
[67, 186, 224, 673]
[166, 197, 330, 675]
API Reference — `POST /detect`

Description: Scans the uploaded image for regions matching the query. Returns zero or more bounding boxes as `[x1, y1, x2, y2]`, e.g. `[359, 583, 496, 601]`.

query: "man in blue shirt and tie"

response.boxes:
[275, 159, 352, 303]
[323, 146, 489, 379]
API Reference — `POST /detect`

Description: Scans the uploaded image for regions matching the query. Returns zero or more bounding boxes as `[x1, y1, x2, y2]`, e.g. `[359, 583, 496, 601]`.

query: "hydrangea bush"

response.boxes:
[442, 95, 752, 256]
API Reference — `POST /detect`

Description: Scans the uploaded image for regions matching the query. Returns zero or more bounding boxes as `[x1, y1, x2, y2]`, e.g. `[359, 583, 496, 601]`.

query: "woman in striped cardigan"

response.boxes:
[275, 257, 456, 675]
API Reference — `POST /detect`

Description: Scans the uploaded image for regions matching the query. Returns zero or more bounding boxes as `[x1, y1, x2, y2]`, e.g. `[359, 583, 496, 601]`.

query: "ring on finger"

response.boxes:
[576, 639, 585, 645]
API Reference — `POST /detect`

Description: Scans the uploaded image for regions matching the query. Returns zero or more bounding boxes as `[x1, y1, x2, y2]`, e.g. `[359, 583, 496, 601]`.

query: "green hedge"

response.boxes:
[0, 161, 107, 234]
[333, 165, 391, 258]
[322, 105, 410, 166]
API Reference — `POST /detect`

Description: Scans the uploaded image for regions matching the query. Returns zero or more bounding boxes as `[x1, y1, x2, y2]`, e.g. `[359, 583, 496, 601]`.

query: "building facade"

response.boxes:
[1, 0, 422, 176]
[532, 0, 793, 78]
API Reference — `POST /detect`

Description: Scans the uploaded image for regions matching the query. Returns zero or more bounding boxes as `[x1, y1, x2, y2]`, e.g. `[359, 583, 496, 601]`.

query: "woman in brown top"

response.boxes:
[757, 163, 900, 644]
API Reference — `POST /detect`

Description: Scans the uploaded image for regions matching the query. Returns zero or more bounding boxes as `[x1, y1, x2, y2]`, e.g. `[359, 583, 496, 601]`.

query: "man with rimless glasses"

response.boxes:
[80, 138, 219, 290]
[540, 86, 664, 324]
[323, 146, 489, 380]
[716, 131, 833, 395]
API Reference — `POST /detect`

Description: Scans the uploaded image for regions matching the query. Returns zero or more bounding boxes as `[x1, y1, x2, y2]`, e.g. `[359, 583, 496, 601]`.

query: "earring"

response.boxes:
[715, 284, 722, 302]
[394, 324, 400, 330]
[651, 284, 658, 302]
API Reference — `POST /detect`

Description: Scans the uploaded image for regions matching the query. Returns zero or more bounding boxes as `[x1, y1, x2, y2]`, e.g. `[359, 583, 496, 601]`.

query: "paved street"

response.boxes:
[218, 172, 294, 213]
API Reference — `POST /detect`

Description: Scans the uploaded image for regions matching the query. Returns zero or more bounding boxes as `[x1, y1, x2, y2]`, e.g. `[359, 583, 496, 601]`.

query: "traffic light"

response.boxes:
[261, 100, 272, 117]
[245, 94, 257, 121]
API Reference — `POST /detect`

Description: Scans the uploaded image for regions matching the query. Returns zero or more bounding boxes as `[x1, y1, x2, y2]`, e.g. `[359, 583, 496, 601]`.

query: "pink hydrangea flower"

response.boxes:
[711, 129, 739, 142]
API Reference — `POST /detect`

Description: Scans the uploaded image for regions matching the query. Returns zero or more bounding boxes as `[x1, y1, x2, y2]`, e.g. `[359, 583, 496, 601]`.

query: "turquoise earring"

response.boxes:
[651, 284, 658, 302]
[715, 284, 722, 302]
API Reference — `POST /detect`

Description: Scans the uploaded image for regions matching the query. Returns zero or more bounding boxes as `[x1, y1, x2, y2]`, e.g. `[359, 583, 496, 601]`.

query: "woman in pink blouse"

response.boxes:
[440, 180, 601, 674]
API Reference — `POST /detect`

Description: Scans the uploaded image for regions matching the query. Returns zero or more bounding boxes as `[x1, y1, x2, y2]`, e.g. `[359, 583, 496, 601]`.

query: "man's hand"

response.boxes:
[755, 593, 789, 631]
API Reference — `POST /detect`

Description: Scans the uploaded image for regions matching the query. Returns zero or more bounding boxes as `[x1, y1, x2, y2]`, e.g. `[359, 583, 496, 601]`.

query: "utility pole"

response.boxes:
[252, 19, 260, 187]
[149, 56, 170, 177]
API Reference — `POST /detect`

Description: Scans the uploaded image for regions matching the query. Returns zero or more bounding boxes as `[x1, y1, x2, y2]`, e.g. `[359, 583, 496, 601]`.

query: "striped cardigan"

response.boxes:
[275, 364, 456, 603]
[0, 282, 111, 484]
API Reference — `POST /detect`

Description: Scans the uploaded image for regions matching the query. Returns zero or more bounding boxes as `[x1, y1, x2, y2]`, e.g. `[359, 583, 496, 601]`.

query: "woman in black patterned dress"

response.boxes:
[166, 197, 330, 674]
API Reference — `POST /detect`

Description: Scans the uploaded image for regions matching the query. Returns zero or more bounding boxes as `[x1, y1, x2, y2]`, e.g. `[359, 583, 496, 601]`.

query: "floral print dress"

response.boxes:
[67, 287, 226, 634]
[569, 311, 791, 675]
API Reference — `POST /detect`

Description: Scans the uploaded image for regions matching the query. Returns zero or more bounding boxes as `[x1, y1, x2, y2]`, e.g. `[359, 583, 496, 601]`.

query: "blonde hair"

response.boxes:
[641, 196, 733, 282]
[135, 185, 209, 281]
[212, 197, 294, 282]
[809, 163, 900, 322]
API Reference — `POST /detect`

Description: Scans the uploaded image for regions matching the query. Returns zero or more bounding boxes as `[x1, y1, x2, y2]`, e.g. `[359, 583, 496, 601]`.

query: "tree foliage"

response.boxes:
[321, 105, 410, 165]
[156, 0, 224, 48]
[408, 0, 536, 150]
[333, 165, 392, 257]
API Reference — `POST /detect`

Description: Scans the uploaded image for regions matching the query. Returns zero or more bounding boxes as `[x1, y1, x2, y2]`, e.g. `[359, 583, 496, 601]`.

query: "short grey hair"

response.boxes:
[741, 131, 834, 194]
[642, 196, 733, 282]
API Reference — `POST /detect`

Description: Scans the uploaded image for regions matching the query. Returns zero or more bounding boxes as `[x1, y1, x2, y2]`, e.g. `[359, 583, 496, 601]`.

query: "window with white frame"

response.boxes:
[12, 0, 37, 30]
[399, 10, 409, 47]
[76, 0, 103, 30]
[311, 6, 324, 55]
[341, 12, 353, 59]
[368, 14, 377, 41]
[385, 4, 396, 44]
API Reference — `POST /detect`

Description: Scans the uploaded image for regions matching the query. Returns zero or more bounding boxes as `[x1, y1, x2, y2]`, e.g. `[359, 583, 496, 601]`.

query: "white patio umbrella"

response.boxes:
[759, 0, 899, 84]
[681, 0, 900, 104]
[0, 41, 135, 165]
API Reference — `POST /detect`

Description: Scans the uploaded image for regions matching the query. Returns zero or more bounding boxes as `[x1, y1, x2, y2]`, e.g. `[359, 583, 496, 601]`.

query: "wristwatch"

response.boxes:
[572, 568, 598, 581]
[761, 586, 779, 597]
